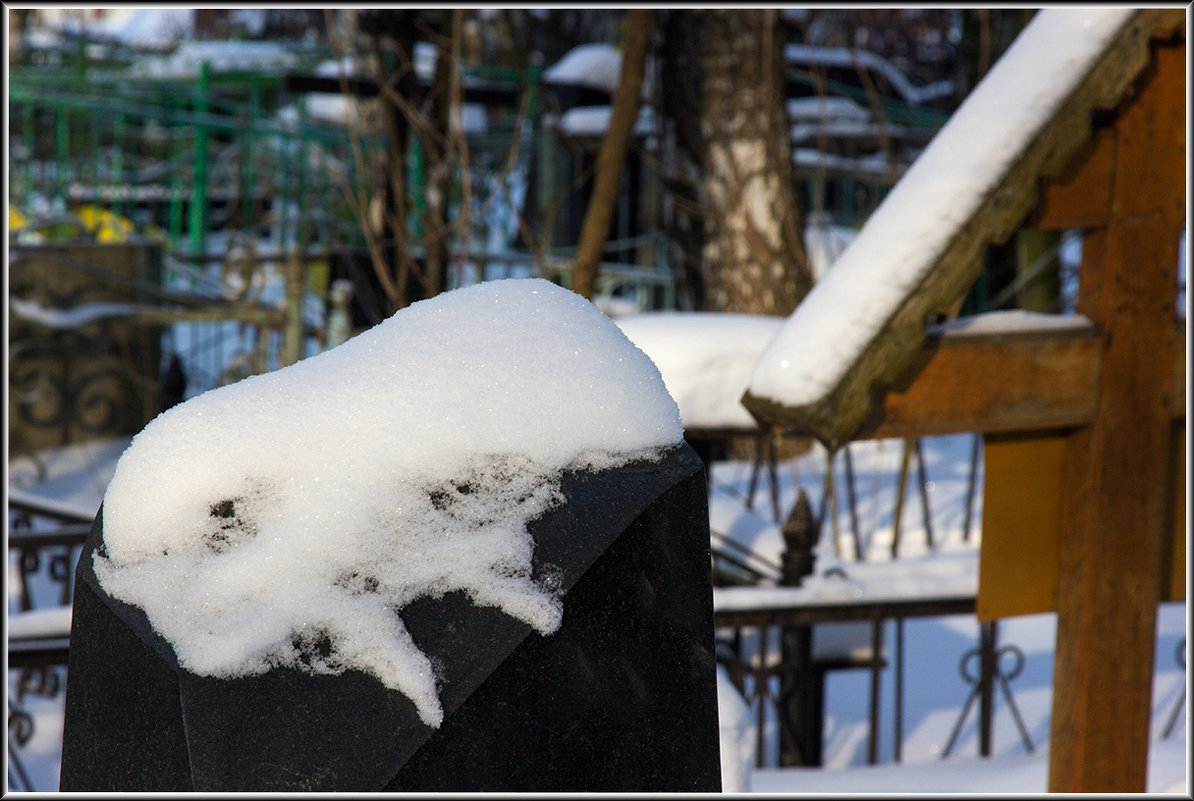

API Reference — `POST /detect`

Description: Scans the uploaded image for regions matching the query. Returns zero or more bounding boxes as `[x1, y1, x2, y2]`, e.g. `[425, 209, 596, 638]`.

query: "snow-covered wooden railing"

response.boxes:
[742, 8, 1184, 450]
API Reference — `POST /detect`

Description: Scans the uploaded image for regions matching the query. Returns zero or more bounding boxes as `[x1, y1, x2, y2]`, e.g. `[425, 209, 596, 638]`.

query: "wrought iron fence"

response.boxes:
[7, 493, 93, 793]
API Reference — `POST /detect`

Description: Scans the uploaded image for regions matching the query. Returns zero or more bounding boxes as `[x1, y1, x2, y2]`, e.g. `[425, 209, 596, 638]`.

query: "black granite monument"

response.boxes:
[60, 444, 722, 791]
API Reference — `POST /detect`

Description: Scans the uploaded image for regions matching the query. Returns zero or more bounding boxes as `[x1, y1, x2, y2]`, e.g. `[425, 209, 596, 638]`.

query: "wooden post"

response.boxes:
[1047, 38, 1184, 792]
[281, 249, 304, 367]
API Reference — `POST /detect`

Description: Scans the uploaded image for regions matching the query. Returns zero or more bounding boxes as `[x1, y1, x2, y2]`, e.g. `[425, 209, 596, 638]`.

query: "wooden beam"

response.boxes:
[851, 319, 1184, 440]
[1048, 36, 1185, 793]
[864, 322, 1101, 439]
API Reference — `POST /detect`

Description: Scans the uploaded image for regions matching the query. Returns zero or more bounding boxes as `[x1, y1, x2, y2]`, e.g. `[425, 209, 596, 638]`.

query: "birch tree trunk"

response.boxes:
[696, 9, 812, 317]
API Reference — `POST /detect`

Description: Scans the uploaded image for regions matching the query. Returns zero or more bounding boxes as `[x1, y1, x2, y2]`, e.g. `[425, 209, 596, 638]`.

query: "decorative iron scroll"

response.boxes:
[9, 252, 160, 456]
[9, 334, 147, 454]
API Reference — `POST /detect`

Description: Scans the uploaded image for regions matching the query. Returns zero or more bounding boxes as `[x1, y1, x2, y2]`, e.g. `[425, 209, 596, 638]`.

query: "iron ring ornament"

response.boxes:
[960, 642, 1025, 685]
[942, 641, 1034, 757]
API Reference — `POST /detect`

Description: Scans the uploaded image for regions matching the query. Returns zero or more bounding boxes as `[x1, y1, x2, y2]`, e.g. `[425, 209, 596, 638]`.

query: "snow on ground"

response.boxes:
[43, 9, 194, 50]
[750, 9, 1136, 409]
[709, 434, 983, 570]
[615, 305, 1076, 438]
[804, 214, 859, 280]
[927, 309, 1093, 336]
[787, 95, 871, 124]
[6, 607, 73, 641]
[712, 549, 977, 612]
[708, 446, 1187, 792]
[8, 298, 148, 331]
[785, 44, 955, 108]
[753, 736, 1189, 793]
[790, 120, 911, 145]
[275, 57, 489, 133]
[793, 146, 901, 178]
[745, 601, 1188, 793]
[8, 437, 130, 521]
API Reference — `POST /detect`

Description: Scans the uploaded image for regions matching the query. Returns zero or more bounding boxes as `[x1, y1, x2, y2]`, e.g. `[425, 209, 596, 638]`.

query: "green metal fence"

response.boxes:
[9, 64, 383, 262]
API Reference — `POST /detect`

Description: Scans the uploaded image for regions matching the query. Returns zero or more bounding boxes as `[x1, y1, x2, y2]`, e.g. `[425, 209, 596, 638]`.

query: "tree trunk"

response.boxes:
[419, 14, 456, 302]
[657, 12, 704, 310]
[696, 10, 812, 317]
[570, 9, 655, 300]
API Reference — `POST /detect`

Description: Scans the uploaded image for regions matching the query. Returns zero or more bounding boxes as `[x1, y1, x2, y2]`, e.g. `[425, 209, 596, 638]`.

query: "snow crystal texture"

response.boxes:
[96, 278, 682, 728]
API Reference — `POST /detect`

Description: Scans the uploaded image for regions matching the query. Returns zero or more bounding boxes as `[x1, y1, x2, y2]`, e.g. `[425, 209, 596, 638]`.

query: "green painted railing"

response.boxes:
[10, 71, 378, 261]
[9, 58, 536, 266]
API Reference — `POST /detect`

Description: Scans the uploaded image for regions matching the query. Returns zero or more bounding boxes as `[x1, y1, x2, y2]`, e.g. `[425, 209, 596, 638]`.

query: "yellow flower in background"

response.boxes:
[77, 205, 135, 243]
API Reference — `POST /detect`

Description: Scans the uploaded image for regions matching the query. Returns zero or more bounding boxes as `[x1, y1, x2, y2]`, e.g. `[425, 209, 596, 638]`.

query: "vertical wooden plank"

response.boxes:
[979, 426, 1186, 622]
[1048, 39, 1185, 793]
[1164, 422, 1186, 603]
[976, 434, 1066, 621]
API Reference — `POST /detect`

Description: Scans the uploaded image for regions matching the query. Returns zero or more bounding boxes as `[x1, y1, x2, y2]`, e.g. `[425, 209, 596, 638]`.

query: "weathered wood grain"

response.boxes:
[852, 319, 1185, 439]
[1048, 34, 1185, 793]
[865, 323, 1101, 438]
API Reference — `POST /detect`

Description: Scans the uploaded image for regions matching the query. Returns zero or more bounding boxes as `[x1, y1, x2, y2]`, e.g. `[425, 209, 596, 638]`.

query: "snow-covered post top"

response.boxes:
[95, 278, 682, 728]
[615, 311, 785, 432]
[742, 9, 1143, 448]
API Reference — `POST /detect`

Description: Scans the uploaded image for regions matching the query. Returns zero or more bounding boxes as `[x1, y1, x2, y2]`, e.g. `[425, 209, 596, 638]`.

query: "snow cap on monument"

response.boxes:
[96, 278, 683, 727]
